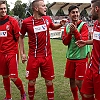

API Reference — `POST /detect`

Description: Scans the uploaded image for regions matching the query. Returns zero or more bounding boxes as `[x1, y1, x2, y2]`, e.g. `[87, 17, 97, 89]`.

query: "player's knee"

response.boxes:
[11, 78, 17, 82]
[75, 80, 82, 90]
[83, 94, 94, 98]
[28, 80, 36, 86]
[2, 75, 9, 78]
[45, 80, 53, 86]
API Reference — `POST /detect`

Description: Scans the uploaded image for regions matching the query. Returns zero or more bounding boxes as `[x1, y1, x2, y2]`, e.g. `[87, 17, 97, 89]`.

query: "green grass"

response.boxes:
[0, 38, 80, 100]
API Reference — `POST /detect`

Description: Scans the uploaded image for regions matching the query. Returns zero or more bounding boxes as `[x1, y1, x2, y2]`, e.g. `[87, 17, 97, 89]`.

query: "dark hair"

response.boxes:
[32, 0, 43, 6]
[91, 0, 100, 8]
[91, 0, 99, 3]
[0, 0, 6, 4]
[68, 5, 79, 14]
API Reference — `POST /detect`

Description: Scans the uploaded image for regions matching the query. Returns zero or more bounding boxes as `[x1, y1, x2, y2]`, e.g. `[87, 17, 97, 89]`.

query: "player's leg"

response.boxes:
[26, 55, 40, 100]
[45, 80, 54, 100]
[3, 75, 11, 100]
[0, 53, 12, 100]
[70, 78, 79, 100]
[28, 79, 36, 100]
[81, 68, 95, 100]
[41, 55, 54, 100]
[8, 54, 26, 100]
[64, 59, 79, 100]
[75, 59, 88, 100]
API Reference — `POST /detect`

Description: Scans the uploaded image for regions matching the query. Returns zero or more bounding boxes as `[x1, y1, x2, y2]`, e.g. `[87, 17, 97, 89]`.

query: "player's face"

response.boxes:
[37, 1, 47, 16]
[69, 8, 80, 22]
[90, 4, 98, 20]
[0, 4, 7, 18]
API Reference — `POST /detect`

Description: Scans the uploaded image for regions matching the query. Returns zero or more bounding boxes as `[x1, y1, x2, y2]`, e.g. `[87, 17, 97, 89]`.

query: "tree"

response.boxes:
[80, 9, 88, 17]
[46, 3, 53, 16]
[6, 3, 10, 14]
[13, 0, 26, 18]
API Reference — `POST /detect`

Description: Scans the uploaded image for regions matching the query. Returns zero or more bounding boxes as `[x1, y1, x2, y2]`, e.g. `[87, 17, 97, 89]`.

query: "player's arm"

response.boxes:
[19, 21, 27, 64]
[75, 39, 93, 47]
[62, 27, 72, 45]
[50, 19, 67, 30]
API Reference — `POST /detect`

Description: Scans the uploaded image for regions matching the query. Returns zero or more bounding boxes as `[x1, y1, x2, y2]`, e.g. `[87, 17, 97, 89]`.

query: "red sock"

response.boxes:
[80, 92, 95, 100]
[3, 77, 11, 99]
[14, 78, 25, 95]
[80, 92, 85, 100]
[83, 96, 95, 100]
[28, 83, 35, 100]
[71, 87, 79, 100]
[46, 84, 54, 100]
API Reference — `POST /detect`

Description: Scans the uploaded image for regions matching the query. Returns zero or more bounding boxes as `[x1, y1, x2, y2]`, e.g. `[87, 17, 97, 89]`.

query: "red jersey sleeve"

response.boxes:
[10, 17, 20, 41]
[20, 20, 27, 36]
[74, 23, 89, 41]
[62, 27, 72, 45]
[45, 16, 54, 29]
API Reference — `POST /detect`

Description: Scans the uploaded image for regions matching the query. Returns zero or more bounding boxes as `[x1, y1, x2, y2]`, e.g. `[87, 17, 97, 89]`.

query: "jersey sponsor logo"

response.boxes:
[34, 24, 47, 33]
[0, 31, 7, 37]
[93, 31, 100, 40]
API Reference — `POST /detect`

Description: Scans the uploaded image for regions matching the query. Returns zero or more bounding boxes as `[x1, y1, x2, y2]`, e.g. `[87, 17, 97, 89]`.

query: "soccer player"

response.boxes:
[62, 5, 90, 100]
[19, 0, 66, 100]
[76, 0, 100, 100]
[0, 0, 26, 100]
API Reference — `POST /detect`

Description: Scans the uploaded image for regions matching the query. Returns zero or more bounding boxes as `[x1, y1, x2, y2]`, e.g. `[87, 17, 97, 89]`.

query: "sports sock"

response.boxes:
[46, 84, 54, 100]
[28, 83, 35, 100]
[3, 77, 11, 99]
[71, 86, 79, 100]
[83, 96, 95, 100]
[13, 78, 25, 95]
[80, 92, 95, 100]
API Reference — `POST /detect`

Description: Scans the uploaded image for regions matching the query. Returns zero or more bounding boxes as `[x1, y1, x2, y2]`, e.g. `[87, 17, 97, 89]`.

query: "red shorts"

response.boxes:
[81, 68, 100, 100]
[64, 58, 88, 80]
[0, 53, 18, 78]
[26, 55, 54, 80]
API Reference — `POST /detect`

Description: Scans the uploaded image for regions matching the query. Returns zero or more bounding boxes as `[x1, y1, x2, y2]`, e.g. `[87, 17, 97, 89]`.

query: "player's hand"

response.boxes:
[21, 54, 27, 64]
[69, 23, 77, 33]
[75, 40, 86, 47]
[60, 19, 67, 26]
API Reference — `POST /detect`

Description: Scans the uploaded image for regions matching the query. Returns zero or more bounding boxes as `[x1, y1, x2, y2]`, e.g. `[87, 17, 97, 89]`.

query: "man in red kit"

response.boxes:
[0, 0, 26, 100]
[19, 0, 66, 100]
[62, 5, 90, 100]
[76, 0, 100, 100]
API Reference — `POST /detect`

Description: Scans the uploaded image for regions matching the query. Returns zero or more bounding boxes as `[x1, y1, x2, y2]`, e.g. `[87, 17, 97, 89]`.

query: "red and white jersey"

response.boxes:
[0, 15, 20, 54]
[90, 20, 100, 73]
[21, 16, 54, 57]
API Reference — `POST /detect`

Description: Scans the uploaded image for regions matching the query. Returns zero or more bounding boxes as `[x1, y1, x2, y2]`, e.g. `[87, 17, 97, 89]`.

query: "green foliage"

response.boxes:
[6, 3, 10, 14]
[46, 3, 53, 16]
[80, 9, 88, 17]
[12, 0, 27, 18]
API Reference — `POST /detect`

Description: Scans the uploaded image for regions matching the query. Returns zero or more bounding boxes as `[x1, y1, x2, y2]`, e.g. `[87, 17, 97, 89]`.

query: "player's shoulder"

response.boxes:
[23, 16, 33, 23]
[42, 16, 51, 20]
[8, 16, 19, 24]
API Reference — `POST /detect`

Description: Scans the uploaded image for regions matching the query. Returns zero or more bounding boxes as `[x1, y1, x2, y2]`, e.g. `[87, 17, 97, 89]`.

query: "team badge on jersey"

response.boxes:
[34, 24, 47, 33]
[93, 31, 100, 40]
[6, 25, 10, 30]
[0, 31, 7, 37]
[45, 19, 49, 25]
[26, 71, 29, 77]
